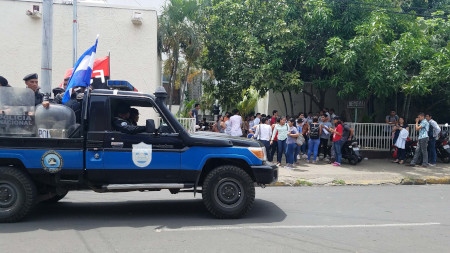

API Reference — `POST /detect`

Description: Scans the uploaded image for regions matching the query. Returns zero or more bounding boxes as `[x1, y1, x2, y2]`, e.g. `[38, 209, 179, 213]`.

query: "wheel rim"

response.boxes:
[0, 182, 18, 209]
[214, 177, 244, 208]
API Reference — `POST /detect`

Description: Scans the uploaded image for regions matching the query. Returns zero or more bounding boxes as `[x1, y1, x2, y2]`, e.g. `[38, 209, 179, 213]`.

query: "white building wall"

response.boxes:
[0, 0, 159, 95]
[257, 87, 343, 118]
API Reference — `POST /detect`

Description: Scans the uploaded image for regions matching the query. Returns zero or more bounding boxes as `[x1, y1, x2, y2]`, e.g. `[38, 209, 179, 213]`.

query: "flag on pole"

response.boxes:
[59, 56, 110, 89]
[90, 55, 110, 89]
[62, 38, 98, 104]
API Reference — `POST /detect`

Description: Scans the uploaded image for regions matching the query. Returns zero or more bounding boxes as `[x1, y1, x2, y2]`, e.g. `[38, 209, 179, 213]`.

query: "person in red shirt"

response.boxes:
[270, 110, 278, 125]
[330, 116, 343, 166]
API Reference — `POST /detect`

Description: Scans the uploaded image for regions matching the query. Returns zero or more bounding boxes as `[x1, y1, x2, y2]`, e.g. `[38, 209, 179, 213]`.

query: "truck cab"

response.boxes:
[0, 85, 277, 222]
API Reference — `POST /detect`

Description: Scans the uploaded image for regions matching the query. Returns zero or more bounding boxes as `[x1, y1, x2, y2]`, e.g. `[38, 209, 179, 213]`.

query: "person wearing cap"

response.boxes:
[0, 76, 11, 87]
[112, 103, 146, 134]
[23, 73, 44, 106]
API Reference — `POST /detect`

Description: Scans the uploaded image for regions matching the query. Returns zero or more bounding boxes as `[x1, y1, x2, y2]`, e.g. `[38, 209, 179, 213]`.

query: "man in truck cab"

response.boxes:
[112, 103, 146, 134]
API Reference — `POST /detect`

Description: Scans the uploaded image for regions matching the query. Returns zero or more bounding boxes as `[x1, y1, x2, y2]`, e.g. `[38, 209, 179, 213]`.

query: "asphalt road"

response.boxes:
[1, 186, 449, 253]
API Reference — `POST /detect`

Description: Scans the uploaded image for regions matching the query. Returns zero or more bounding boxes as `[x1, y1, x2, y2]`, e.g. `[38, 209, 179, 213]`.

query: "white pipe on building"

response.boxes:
[41, 0, 53, 94]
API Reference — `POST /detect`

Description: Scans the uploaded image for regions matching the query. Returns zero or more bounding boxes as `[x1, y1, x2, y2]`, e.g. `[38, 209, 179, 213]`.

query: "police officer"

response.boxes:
[0, 76, 11, 87]
[113, 104, 146, 134]
[23, 73, 44, 105]
[65, 87, 85, 123]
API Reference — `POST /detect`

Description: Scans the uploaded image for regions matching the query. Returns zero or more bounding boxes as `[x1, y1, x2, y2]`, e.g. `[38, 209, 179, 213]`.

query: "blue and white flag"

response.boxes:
[62, 38, 98, 104]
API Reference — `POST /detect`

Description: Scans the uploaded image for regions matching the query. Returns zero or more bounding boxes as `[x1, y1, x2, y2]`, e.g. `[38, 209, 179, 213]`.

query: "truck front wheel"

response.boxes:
[202, 165, 255, 219]
[0, 167, 37, 223]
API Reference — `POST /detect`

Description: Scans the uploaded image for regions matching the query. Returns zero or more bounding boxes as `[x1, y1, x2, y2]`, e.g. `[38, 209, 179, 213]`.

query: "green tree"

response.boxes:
[159, 0, 201, 111]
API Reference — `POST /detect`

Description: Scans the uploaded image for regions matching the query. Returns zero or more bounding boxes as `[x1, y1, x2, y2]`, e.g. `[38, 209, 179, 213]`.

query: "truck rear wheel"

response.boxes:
[202, 165, 255, 219]
[0, 167, 36, 223]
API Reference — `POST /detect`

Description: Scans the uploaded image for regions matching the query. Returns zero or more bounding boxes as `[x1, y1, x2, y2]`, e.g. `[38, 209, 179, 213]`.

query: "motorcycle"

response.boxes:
[391, 137, 416, 163]
[342, 139, 363, 165]
[435, 127, 450, 163]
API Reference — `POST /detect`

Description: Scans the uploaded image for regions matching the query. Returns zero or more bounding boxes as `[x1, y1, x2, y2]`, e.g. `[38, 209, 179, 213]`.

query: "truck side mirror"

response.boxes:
[146, 119, 155, 133]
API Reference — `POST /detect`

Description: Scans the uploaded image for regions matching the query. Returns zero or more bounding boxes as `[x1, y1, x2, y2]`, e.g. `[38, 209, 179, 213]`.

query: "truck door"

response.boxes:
[85, 96, 184, 184]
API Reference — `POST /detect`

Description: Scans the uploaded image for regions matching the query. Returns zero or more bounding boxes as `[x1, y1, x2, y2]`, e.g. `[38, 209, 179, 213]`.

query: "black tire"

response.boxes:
[41, 189, 68, 204]
[202, 165, 255, 219]
[349, 155, 358, 165]
[0, 167, 37, 223]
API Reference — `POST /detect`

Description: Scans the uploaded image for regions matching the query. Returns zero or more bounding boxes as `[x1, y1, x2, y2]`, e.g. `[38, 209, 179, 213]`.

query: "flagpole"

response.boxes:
[108, 51, 111, 80]
[73, 0, 77, 65]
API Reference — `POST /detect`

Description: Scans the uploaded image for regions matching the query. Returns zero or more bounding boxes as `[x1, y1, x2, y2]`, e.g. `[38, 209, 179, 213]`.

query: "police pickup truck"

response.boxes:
[0, 84, 277, 222]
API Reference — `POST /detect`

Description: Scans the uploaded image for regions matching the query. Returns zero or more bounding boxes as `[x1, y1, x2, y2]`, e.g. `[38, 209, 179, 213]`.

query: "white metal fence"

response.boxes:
[348, 123, 449, 151]
[176, 117, 196, 134]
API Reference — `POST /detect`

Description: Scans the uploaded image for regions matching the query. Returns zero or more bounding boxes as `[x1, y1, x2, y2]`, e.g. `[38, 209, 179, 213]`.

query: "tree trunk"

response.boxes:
[318, 89, 326, 110]
[303, 92, 307, 115]
[281, 92, 288, 116]
[402, 93, 407, 118]
[168, 50, 179, 111]
[309, 84, 313, 113]
[405, 94, 411, 122]
[177, 63, 191, 115]
[288, 90, 294, 117]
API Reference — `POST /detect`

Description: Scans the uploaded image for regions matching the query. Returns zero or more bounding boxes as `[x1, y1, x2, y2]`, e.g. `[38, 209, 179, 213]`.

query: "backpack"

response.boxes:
[309, 123, 320, 139]
[428, 122, 433, 138]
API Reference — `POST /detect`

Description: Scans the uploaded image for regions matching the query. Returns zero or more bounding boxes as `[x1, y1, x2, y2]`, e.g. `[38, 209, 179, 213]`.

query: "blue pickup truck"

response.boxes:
[0, 85, 277, 222]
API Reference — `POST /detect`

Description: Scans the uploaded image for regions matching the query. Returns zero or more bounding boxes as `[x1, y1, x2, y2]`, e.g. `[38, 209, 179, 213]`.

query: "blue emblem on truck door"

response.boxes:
[41, 150, 63, 173]
[132, 142, 152, 168]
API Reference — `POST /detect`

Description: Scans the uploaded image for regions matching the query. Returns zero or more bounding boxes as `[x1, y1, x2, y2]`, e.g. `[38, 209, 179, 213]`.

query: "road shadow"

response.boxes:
[1, 197, 286, 233]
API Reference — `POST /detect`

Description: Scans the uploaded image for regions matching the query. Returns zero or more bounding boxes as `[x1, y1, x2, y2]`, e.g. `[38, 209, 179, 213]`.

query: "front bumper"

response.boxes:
[251, 162, 278, 184]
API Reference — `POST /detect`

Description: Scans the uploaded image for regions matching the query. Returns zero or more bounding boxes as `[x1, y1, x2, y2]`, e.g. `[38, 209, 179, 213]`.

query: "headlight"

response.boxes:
[248, 147, 267, 161]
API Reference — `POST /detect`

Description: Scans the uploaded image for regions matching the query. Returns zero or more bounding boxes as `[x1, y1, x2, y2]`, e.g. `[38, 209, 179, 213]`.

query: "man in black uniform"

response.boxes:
[23, 73, 44, 105]
[0, 76, 11, 87]
[113, 104, 146, 134]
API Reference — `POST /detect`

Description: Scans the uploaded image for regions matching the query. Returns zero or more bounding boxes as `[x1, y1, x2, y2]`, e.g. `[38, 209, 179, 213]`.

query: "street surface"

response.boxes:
[1, 186, 449, 252]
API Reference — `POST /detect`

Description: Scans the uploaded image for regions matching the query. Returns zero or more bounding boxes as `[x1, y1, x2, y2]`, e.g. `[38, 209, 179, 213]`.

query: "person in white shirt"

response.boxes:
[426, 114, 441, 166]
[229, 109, 243, 137]
[253, 113, 261, 126]
[254, 117, 272, 154]
[270, 116, 289, 166]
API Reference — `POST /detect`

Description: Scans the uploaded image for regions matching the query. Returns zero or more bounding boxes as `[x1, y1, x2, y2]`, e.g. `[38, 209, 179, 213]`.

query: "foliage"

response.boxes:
[177, 99, 196, 118]
[237, 88, 259, 117]
[160, 0, 202, 110]
[160, 0, 450, 122]
[295, 179, 313, 186]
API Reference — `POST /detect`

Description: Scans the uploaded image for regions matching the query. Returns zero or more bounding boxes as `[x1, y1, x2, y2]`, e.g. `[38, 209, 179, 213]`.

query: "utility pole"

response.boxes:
[41, 0, 53, 95]
[73, 0, 78, 65]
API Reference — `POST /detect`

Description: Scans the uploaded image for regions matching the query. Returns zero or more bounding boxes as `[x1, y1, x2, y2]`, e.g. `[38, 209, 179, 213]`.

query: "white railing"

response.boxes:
[177, 117, 196, 133]
[348, 123, 449, 151]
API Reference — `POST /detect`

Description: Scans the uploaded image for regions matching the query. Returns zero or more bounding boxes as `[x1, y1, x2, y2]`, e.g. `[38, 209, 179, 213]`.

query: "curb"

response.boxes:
[400, 177, 450, 185]
[271, 177, 450, 186]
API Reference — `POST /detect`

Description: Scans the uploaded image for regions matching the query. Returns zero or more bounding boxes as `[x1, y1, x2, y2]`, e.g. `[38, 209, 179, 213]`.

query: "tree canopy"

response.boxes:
[159, 0, 450, 121]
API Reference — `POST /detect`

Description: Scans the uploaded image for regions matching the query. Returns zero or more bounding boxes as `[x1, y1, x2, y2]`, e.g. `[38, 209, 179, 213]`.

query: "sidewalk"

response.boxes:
[274, 158, 450, 186]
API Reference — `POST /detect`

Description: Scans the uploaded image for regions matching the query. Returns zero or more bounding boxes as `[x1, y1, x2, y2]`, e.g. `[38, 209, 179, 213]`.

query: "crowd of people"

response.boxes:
[388, 110, 442, 167]
[194, 107, 354, 168]
[189, 104, 446, 168]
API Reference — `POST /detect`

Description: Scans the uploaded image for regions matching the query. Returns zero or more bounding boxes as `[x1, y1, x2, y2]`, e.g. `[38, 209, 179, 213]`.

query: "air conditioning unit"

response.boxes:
[131, 11, 143, 25]
[26, 5, 41, 18]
